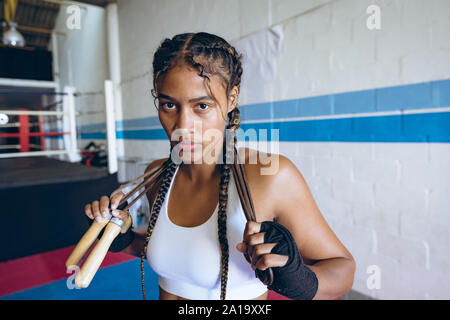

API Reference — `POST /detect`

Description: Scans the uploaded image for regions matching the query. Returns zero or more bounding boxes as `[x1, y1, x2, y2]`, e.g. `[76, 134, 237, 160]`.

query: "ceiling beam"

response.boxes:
[41, 0, 87, 9]
[43, 0, 116, 8]
[76, 0, 117, 7]
[18, 24, 51, 34]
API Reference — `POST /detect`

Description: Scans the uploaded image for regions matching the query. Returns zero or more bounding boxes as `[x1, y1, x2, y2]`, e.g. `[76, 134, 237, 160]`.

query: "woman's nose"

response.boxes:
[174, 107, 196, 136]
[176, 107, 191, 128]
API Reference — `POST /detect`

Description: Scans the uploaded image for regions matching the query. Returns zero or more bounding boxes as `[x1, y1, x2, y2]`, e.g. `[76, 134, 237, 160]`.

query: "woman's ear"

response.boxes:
[228, 86, 239, 113]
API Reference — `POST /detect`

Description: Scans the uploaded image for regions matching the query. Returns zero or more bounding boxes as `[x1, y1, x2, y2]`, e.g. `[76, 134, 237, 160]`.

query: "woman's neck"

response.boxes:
[179, 162, 222, 185]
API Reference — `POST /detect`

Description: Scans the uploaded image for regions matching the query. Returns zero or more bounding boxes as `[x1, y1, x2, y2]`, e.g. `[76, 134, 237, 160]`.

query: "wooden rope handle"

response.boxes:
[74, 218, 126, 288]
[65, 199, 128, 270]
[66, 161, 168, 288]
[65, 219, 109, 269]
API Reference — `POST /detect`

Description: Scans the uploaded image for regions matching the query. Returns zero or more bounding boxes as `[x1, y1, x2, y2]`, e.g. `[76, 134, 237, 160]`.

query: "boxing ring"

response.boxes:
[0, 80, 121, 262]
[0, 81, 118, 172]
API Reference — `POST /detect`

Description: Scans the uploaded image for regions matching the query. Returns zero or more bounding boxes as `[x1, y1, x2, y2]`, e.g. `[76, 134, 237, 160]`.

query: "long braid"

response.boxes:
[217, 107, 241, 300]
[140, 157, 178, 300]
[217, 154, 231, 300]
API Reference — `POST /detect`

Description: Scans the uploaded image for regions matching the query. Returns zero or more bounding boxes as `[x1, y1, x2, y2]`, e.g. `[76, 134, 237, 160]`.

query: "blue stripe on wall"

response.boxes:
[237, 112, 450, 143]
[116, 129, 167, 140]
[80, 132, 106, 140]
[239, 78, 450, 121]
[78, 112, 450, 143]
[77, 79, 450, 143]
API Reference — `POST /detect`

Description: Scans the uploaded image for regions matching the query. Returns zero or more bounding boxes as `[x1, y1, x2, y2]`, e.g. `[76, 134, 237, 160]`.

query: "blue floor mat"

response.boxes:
[2, 259, 159, 300]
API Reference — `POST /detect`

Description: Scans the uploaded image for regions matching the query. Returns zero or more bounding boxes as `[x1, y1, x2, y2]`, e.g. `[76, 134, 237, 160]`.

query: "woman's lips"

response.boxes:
[179, 142, 199, 151]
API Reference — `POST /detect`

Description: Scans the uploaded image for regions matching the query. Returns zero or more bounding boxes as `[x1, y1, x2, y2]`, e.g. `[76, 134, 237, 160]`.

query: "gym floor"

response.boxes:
[0, 156, 292, 300]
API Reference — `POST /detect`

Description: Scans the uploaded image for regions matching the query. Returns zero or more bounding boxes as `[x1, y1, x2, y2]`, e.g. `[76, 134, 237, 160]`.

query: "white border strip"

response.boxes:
[240, 106, 450, 124]
[0, 149, 80, 159]
[1, 110, 71, 116]
[117, 126, 162, 131]
[0, 145, 20, 150]
[0, 78, 58, 89]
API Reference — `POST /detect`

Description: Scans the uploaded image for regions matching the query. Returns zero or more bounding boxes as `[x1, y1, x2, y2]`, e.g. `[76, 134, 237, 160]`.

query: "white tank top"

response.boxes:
[146, 165, 268, 300]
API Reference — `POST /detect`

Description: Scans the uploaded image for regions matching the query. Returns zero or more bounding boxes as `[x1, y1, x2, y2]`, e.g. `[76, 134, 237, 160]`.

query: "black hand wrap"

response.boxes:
[255, 221, 319, 300]
[106, 225, 135, 253]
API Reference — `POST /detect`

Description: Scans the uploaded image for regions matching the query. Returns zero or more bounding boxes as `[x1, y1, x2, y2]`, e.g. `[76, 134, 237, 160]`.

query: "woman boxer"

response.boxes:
[84, 32, 355, 300]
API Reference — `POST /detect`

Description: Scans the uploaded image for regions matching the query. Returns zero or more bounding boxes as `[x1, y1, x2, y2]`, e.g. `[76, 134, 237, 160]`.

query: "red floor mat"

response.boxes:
[0, 245, 135, 297]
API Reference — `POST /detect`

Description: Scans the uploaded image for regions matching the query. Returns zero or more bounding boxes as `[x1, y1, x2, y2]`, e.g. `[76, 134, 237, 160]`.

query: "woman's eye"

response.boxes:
[197, 103, 210, 111]
[161, 102, 176, 110]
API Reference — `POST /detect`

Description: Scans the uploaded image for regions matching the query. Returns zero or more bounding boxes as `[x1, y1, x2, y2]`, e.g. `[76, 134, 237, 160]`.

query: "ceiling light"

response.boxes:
[2, 21, 26, 47]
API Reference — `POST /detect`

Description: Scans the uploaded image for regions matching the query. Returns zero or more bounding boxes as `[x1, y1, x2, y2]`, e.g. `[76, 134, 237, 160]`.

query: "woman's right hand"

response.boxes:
[84, 192, 130, 232]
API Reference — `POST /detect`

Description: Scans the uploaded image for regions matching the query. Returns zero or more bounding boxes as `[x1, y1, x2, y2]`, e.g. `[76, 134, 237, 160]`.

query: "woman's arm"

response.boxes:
[307, 256, 355, 299]
[238, 154, 356, 299]
[273, 155, 355, 299]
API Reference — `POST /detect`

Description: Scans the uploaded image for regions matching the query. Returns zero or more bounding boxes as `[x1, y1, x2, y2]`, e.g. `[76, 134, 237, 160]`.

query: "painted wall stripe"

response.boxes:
[77, 111, 450, 143]
[75, 79, 450, 143]
[237, 111, 450, 143]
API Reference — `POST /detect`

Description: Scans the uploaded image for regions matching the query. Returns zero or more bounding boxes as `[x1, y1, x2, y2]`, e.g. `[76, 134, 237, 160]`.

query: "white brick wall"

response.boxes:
[116, 0, 450, 299]
[279, 140, 449, 299]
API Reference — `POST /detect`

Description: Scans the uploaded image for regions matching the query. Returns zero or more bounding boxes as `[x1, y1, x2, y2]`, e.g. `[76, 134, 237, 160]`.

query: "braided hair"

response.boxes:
[141, 32, 244, 300]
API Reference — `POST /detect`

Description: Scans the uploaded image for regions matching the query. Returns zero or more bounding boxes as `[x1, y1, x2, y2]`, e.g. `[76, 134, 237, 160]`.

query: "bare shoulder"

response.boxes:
[238, 147, 352, 263]
[237, 147, 297, 221]
[144, 157, 169, 204]
[145, 157, 169, 173]
[238, 146, 295, 185]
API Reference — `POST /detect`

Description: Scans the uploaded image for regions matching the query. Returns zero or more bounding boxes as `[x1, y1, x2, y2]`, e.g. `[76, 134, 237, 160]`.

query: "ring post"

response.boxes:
[63, 86, 81, 162]
[105, 80, 118, 174]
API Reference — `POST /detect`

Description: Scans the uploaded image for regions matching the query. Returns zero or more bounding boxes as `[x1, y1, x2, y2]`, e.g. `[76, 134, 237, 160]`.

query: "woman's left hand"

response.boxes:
[236, 221, 289, 271]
